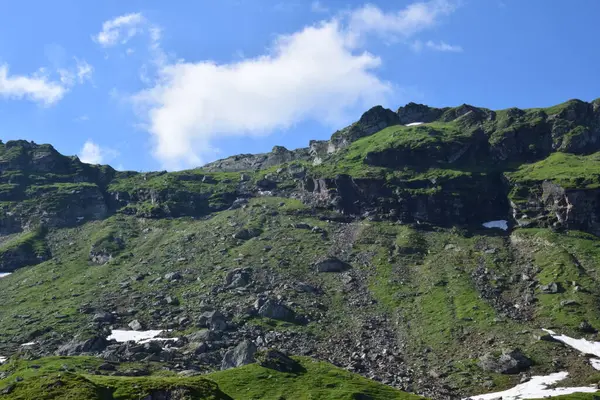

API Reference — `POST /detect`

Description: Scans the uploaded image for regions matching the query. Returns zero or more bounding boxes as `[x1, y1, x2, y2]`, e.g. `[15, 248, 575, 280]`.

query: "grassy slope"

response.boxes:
[209, 357, 426, 400]
[506, 152, 600, 189]
[1, 198, 600, 397]
[0, 356, 423, 400]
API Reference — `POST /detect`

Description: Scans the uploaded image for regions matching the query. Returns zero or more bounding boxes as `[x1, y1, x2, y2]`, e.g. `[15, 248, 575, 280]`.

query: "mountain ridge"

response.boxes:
[2, 97, 600, 399]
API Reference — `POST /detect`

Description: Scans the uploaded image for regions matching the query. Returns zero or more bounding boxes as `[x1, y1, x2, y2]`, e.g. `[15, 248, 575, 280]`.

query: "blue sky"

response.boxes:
[0, 0, 599, 171]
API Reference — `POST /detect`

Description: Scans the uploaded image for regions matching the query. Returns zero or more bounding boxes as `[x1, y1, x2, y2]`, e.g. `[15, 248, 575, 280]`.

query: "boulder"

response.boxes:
[232, 228, 262, 240]
[187, 330, 221, 342]
[164, 272, 182, 281]
[92, 312, 114, 324]
[128, 320, 143, 331]
[478, 349, 532, 374]
[540, 282, 560, 294]
[255, 349, 303, 373]
[315, 257, 351, 273]
[225, 268, 252, 289]
[56, 336, 108, 356]
[256, 299, 296, 322]
[221, 340, 257, 370]
[198, 310, 227, 331]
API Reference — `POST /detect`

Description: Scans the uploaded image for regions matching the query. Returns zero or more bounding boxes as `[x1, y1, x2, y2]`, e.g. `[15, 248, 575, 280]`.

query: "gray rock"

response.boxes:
[315, 257, 351, 273]
[187, 330, 221, 342]
[257, 299, 296, 322]
[540, 282, 559, 294]
[128, 320, 144, 331]
[240, 173, 251, 182]
[225, 268, 252, 288]
[232, 228, 262, 241]
[198, 310, 227, 331]
[291, 223, 312, 229]
[92, 312, 114, 323]
[256, 349, 303, 372]
[478, 349, 532, 374]
[56, 336, 108, 356]
[579, 320, 596, 333]
[164, 272, 182, 281]
[296, 282, 321, 294]
[221, 340, 257, 370]
[166, 296, 179, 306]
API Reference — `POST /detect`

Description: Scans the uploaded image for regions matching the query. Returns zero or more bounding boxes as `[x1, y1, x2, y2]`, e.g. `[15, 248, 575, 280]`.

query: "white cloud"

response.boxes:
[347, 0, 455, 43]
[131, 1, 458, 170]
[0, 65, 66, 106]
[133, 21, 391, 170]
[76, 59, 94, 82]
[78, 140, 119, 164]
[94, 13, 145, 47]
[311, 1, 329, 13]
[425, 40, 463, 52]
[57, 58, 93, 87]
[74, 115, 89, 122]
[412, 39, 463, 52]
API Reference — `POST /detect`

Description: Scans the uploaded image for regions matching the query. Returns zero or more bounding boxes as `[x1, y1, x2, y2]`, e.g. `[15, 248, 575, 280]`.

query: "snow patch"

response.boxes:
[108, 330, 165, 343]
[0, 272, 12, 278]
[542, 329, 600, 358]
[0, 356, 6, 364]
[20, 342, 35, 347]
[464, 371, 598, 400]
[543, 329, 600, 371]
[482, 220, 508, 231]
[405, 122, 424, 126]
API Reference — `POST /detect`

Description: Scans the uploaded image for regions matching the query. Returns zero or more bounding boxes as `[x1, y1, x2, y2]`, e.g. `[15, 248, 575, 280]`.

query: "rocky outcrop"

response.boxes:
[255, 349, 303, 373]
[202, 146, 312, 172]
[56, 336, 108, 356]
[0, 229, 49, 272]
[478, 349, 532, 374]
[221, 340, 257, 370]
[329, 106, 400, 151]
[315, 257, 351, 273]
[510, 181, 600, 235]
[397, 102, 447, 125]
[301, 173, 510, 226]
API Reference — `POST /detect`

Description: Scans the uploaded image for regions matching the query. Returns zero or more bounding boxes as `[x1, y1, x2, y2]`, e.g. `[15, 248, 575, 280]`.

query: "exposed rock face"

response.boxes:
[478, 349, 532, 374]
[329, 106, 400, 151]
[510, 181, 600, 235]
[202, 146, 312, 172]
[302, 173, 509, 226]
[0, 233, 49, 272]
[221, 340, 257, 370]
[56, 336, 108, 356]
[397, 102, 447, 125]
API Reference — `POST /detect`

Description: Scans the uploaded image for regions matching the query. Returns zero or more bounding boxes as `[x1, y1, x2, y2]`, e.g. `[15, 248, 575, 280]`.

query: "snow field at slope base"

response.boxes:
[405, 122, 424, 126]
[543, 329, 600, 370]
[467, 329, 600, 399]
[464, 372, 597, 400]
[0, 273, 11, 278]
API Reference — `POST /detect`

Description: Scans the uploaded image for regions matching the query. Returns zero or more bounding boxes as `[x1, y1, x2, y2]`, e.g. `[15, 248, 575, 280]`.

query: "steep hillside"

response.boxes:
[2, 98, 600, 399]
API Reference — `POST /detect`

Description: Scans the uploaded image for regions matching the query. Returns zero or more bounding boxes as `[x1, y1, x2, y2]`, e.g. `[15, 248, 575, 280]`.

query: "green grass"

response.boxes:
[506, 152, 600, 189]
[0, 356, 425, 400]
[209, 356, 426, 400]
